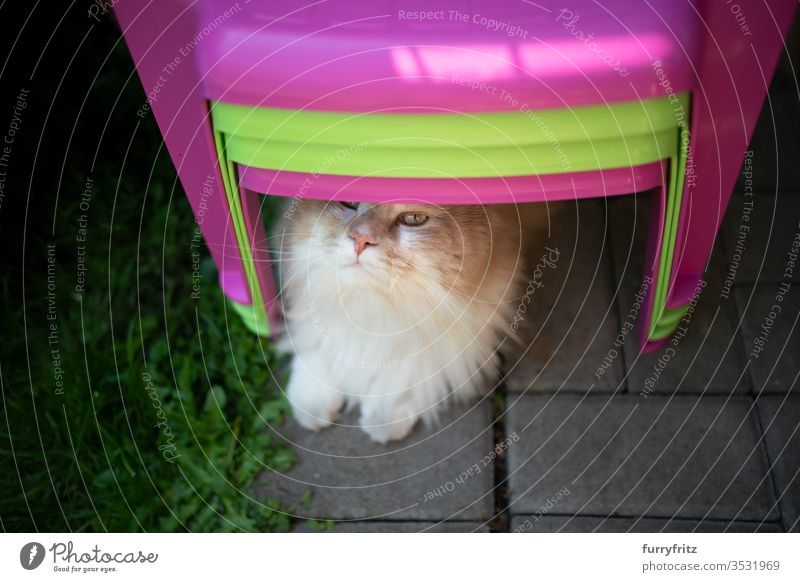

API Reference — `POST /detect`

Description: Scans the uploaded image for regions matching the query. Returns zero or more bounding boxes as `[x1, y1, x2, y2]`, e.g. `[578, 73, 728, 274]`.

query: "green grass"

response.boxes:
[0, 40, 295, 532]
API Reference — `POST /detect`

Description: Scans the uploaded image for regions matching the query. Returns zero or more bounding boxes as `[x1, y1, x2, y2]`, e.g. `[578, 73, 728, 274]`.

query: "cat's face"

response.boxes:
[284, 200, 502, 297]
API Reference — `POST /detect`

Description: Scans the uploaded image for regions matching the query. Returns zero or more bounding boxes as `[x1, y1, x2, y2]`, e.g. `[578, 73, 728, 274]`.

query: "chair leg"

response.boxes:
[240, 186, 282, 334]
[212, 130, 277, 336]
[638, 120, 694, 353]
[114, 0, 253, 309]
[641, 0, 797, 352]
[638, 166, 669, 353]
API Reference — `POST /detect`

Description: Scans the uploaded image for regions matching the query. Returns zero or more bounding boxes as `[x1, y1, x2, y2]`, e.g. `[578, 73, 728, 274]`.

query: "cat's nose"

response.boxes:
[349, 229, 378, 257]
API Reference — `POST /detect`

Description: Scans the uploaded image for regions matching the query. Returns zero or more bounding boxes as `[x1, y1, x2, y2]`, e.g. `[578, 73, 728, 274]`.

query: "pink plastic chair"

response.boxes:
[114, 0, 796, 351]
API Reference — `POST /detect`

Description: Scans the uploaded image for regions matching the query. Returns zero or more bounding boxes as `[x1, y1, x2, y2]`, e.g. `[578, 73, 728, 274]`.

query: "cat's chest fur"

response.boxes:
[286, 280, 509, 413]
[278, 200, 531, 442]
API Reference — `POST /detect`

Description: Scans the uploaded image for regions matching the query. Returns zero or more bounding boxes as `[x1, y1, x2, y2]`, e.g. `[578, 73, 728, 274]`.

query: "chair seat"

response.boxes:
[211, 94, 688, 178]
[237, 163, 666, 204]
[196, 0, 700, 111]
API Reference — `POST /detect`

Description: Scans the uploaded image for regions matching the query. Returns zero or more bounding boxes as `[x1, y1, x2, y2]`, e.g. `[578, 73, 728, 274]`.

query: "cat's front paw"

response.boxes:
[286, 358, 344, 432]
[359, 399, 419, 444]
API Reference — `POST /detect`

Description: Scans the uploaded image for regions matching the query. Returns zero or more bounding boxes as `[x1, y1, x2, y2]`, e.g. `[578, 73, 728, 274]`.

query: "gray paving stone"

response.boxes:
[609, 194, 749, 394]
[757, 396, 800, 532]
[721, 191, 800, 284]
[293, 520, 489, 532]
[504, 199, 623, 394]
[253, 403, 495, 521]
[505, 395, 776, 521]
[735, 285, 799, 393]
[509, 515, 781, 532]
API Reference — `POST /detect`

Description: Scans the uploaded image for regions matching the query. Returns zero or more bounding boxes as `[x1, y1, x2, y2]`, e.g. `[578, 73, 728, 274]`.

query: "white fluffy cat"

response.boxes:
[278, 200, 532, 443]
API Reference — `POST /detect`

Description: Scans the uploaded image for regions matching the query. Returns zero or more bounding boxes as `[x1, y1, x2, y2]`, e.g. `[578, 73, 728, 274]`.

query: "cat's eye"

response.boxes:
[339, 201, 358, 210]
[399, 213, 428, 227]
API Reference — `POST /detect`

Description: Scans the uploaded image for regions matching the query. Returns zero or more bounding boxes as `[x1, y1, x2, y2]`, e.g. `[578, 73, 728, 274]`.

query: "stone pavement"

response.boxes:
[254, 41, 800, 533]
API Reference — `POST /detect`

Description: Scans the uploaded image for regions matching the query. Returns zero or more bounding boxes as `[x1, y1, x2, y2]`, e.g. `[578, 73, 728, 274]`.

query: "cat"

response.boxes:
[277, 199, 535, 443]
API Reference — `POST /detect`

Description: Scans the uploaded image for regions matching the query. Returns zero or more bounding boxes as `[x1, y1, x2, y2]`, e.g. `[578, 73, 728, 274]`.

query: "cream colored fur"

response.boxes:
[278, 200, 536, 443]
